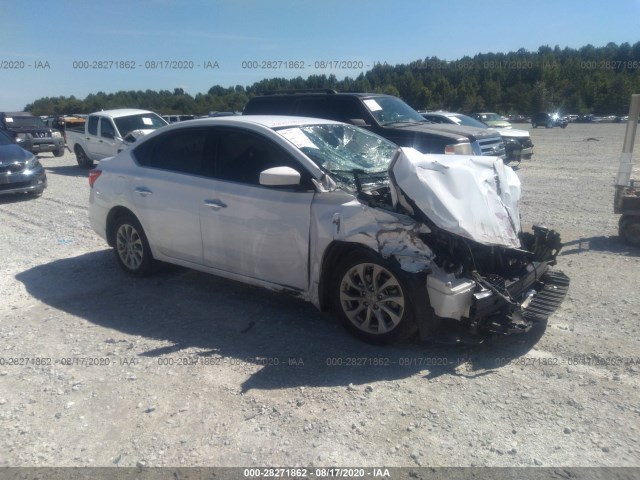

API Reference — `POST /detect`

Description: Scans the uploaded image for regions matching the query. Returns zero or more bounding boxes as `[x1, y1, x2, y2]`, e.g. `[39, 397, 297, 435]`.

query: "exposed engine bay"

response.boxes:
[335, 148, 569, 339]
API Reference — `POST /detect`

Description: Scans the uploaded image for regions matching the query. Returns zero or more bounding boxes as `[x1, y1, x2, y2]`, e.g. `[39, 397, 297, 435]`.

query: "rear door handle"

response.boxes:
[204, 199, 227, 210]
[135, 187, 152, 197]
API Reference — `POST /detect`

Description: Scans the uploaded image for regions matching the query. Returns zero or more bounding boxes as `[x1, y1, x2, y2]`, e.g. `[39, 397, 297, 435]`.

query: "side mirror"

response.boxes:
[259, 166, 301, 187]
[349, 118, 369, 127]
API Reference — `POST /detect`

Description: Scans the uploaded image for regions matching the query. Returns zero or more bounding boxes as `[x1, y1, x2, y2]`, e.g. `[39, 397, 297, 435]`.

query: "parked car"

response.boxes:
[531, 112, 568, 128]
[469, 112, 512, 129]
[0, 111, 65, 157]
[243, 90, 506, 158]
[506, 114, 529, 123]
[162, 114, 197, 123]
[208, 111, 241, 117]
[420, 111, 533, 164]
[0, 130, 47, 196]
[67, 109, 168, 167]
[89, 115, 568, 344]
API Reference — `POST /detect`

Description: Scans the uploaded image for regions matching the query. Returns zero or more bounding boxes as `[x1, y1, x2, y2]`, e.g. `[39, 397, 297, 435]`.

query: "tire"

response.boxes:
[75, 145, 93, 168]
[331, 249, 424, 344]
[111, 214, 154, 276]
[28, 189, 44, 198]
[54, 147, 65, 157]
[619, 216, 640, 248]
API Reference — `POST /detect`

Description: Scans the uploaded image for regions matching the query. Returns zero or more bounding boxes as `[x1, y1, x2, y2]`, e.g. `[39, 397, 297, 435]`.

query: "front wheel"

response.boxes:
[54, 147, 65, 157]
[111, 214, 154, 276]
[331, 250, 423, 344]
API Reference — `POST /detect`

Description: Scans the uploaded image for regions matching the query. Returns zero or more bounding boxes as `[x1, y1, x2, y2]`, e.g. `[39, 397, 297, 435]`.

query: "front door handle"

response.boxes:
[204, 199, 227, 210]
[134, 187, 152, 197]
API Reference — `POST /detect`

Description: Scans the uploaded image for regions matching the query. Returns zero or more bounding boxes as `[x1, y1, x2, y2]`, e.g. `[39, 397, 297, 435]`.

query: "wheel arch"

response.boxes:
[106, 206, 140, 247]
[317, 241, 378, 311]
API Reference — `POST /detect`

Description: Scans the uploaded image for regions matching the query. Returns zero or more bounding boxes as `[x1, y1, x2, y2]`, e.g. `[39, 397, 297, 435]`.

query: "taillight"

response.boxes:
[89, 169, 102, 188]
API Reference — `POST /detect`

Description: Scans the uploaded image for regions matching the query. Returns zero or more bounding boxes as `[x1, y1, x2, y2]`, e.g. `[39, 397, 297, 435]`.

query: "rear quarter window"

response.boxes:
[133, 129, 207, 176]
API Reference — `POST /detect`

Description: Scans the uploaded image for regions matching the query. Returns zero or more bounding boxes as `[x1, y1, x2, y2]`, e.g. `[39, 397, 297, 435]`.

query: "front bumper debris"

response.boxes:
[478, 269, 570, 335]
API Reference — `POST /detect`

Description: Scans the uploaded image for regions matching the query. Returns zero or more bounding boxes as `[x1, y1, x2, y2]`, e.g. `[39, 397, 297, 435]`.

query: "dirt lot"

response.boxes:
[0, 123, 639, 469]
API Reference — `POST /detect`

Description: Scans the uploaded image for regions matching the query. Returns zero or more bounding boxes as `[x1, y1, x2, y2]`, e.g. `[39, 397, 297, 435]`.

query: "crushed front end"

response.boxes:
[388, 148, 569, 339]
[419, 223, 569, 338]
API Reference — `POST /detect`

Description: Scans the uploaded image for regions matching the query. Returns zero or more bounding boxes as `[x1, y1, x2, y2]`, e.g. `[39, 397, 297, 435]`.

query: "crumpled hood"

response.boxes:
[391, 147, 522, 248]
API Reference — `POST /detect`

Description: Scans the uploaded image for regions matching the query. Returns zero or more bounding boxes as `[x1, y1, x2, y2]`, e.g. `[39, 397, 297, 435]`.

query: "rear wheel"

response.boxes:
[111, 214, 154, 276]
[75, 145, 93, 168]
[619, 216, 640, 247]
[331, 250, 423, 344]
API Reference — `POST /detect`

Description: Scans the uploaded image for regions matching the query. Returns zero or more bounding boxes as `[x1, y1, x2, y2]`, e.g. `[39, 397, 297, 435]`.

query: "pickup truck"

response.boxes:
[67, 109, 167, 167]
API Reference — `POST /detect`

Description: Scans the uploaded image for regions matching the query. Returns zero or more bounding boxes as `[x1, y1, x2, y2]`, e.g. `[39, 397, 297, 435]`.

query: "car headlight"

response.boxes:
[25, 155, 40, 170]
[16, 133, 28, 143]
[52, 131, 62, 138]
[445, 142, 473, 155]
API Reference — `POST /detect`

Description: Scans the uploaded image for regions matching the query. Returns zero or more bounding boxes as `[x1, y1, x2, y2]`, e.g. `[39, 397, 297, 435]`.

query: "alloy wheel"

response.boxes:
[339, 262, 405, 335]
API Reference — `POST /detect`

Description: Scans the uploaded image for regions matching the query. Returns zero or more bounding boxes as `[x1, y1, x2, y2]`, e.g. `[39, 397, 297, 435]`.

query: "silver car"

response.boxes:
[89, 116, 568, 344]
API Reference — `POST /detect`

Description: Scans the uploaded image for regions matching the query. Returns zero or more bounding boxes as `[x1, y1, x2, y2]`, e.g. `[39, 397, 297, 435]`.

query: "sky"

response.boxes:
[0, 0, 639, 111]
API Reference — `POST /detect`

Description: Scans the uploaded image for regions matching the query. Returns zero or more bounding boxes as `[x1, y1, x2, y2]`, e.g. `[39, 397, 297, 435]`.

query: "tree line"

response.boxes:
[26, 42, 640, 117]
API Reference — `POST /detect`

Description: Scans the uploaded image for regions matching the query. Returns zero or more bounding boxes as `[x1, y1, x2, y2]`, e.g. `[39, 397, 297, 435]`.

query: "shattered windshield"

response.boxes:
[362, 96, 427, 126]
[276, 124, 398, 191]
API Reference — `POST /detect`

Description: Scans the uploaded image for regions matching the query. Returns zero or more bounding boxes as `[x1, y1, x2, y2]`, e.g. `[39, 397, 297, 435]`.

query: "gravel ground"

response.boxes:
[0, 123, 639, 469]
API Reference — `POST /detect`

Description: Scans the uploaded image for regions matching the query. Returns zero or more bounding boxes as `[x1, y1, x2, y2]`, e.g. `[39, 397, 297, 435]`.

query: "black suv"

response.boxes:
[531, 112, 568, 129]
[0, 112, 65, 156]
[243, 90, 505, 158]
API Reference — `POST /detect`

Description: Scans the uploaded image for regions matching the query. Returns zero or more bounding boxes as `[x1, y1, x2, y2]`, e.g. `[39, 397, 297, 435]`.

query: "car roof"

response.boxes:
[89, 109, 159, 118]
[174, 115, 343, 129]
[256, 91, 394, 99]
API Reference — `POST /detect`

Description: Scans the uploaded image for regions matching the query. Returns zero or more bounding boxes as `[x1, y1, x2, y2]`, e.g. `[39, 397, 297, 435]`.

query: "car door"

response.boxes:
[129, 127, 212, 264]
[84, 115, 102, 159]
[95, 117, 120, 159]
[200, 127, 314, 290]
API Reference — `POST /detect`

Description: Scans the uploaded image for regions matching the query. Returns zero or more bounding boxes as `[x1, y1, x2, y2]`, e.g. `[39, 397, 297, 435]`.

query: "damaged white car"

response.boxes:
[89, 116, 568, 344]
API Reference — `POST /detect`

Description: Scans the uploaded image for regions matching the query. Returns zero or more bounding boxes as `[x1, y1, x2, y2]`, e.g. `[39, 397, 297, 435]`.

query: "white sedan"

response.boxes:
[89, 115, 567, 344]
